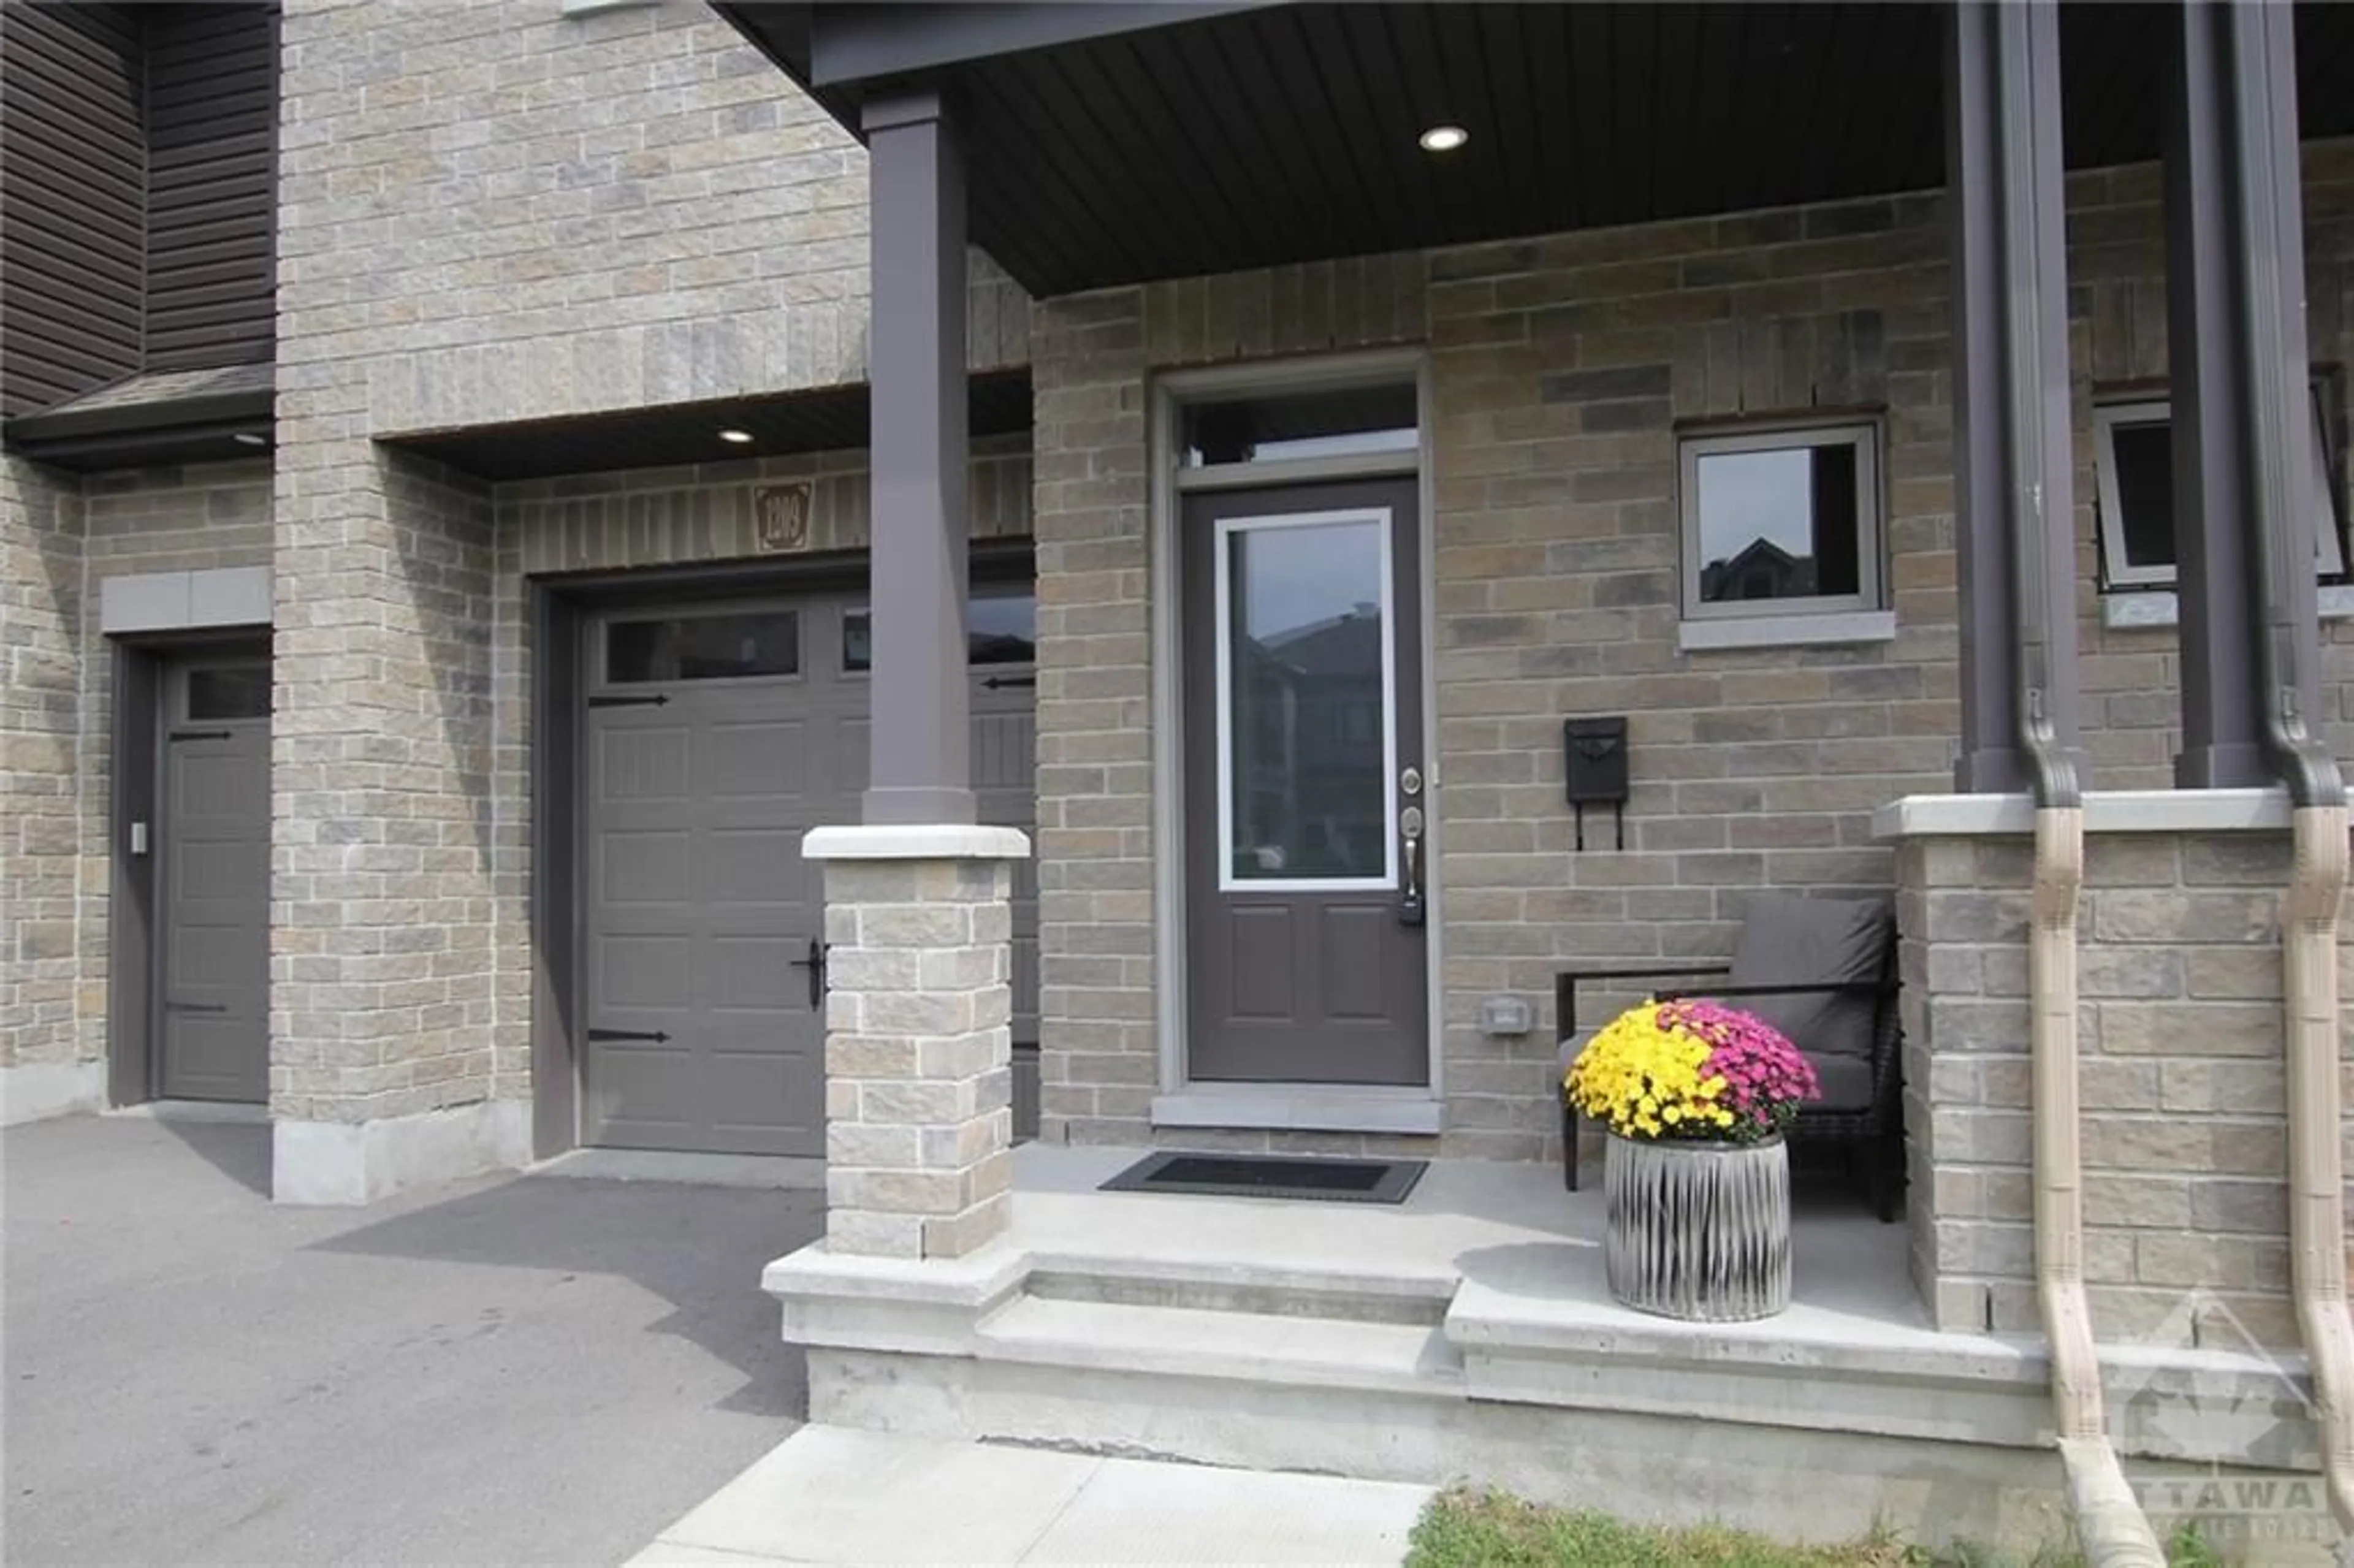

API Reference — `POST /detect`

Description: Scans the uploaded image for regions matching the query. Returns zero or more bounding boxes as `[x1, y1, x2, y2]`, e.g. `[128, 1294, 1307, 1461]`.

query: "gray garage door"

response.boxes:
[580, 590, 1037, 1157]
[159, 658, 272, 1103]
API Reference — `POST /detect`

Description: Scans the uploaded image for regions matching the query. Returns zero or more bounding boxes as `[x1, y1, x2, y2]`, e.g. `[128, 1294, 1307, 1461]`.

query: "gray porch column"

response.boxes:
[863, 91, 973, 826]
[2163, 1, 2329, 791]
[1943, 0, 2083, 796]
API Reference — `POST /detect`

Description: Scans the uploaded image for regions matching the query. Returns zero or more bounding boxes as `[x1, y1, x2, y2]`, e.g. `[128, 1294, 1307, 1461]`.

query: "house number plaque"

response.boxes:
[754, 484, 812, 553]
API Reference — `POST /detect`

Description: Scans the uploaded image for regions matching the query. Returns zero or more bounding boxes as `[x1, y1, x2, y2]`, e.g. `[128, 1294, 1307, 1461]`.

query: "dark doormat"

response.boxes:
[1100, 1151, 1428, 1205]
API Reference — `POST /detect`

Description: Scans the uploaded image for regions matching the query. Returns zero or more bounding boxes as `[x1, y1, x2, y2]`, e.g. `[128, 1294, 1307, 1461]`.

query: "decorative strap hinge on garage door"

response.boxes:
[169, 728, 234, 742]
[587, 694, 669, 709]
[981, 675, 1034, 690]
[586, 1028, 670, 1043]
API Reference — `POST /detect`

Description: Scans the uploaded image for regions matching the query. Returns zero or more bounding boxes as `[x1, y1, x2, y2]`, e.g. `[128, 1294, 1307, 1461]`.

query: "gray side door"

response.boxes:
[158, 658, 272, 1103]
[1182, 479, 1429, 1084]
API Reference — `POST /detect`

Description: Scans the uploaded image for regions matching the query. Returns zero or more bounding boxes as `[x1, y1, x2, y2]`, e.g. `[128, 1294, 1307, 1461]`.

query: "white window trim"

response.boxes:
[2102, 582, 2354, 631]
[1676, 608, 1899, 652]
[1211, 506, 1398, 896]
[1678, 421, 1884, 622]
[2093, 392, 2347, 592]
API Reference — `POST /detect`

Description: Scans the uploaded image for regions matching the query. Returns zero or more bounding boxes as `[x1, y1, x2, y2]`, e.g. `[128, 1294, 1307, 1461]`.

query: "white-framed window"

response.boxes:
[1678, 422, 1884, 623]
[2092, 390, 2347, 591]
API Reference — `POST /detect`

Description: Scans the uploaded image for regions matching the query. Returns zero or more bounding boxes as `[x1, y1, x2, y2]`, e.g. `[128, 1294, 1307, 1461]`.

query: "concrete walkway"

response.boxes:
[628, 1426, 1434, 1567]
[2, 1112, 818, 1566]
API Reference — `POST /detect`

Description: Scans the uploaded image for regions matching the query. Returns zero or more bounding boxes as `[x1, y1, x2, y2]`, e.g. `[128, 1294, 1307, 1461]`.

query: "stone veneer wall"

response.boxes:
[1028, 142, 2354, 1157]
[1899, 828, 2354, 1351]
[482, 441, 1034, 1104]
[270, 446, 497, 1125]
[1, 455, 86, 1079]
[275, 0, 1026, 440]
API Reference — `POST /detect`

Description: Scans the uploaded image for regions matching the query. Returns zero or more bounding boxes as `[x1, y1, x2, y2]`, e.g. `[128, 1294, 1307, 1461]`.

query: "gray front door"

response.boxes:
[579, 589, 1040, 1156]
[1183, 479, 1430, 1084]
[159, 657, 271, 1103]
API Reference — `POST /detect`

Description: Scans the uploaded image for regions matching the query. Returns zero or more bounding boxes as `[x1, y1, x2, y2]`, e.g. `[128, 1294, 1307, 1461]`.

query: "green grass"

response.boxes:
[1403, 1488, 2166, 1568]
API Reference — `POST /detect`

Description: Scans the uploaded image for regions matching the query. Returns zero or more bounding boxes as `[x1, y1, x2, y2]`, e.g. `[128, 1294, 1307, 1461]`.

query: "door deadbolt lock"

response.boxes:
[1400, 766, 1422, 797]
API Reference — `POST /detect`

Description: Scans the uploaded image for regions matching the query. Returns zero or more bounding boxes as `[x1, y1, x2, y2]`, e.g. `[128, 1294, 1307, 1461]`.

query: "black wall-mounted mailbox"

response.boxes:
[1563, 716, 1629, 851]
[1564, 717, 1629, 804]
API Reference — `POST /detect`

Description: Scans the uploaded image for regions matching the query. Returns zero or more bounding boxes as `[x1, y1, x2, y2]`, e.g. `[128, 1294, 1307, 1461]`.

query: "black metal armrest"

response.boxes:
[1556, 964, 1731, 1040]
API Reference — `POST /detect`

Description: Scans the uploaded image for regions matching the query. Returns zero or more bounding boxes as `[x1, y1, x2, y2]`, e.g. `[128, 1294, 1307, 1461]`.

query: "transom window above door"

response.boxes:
[1678, 421, 1884, 622]
[1181, 382, 1418, 470]
[605, 609, 801, 683]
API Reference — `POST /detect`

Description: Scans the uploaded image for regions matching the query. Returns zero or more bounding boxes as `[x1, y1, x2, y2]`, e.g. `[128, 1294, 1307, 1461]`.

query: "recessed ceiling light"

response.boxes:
[1419, 124, 1469, 153]
[232, 431, 268, 447]
[718, 428, 755, 445]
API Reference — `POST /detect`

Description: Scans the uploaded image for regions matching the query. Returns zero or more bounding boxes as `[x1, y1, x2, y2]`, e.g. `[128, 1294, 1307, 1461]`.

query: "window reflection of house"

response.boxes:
[1699, 537, 1818, 603]
[1232, 603, 1384, 880]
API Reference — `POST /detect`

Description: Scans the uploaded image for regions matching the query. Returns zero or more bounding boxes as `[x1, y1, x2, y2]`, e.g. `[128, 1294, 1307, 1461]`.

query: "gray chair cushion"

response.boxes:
[1811, 1049, 1876, 1111]
[1724, 892, 1892, 1065]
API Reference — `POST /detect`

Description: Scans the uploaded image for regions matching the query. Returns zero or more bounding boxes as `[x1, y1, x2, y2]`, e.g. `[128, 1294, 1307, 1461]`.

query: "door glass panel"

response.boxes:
[841, 594, 1038, 672]
[186, 664, 271, 721]
[608, 611, 799, 683]
[1223, 516, 1390, 885]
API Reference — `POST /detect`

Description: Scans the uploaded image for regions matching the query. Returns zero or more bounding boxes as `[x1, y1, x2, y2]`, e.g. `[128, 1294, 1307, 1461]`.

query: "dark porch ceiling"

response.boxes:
[386, 370, 1032, 483]
[720, 1, 2354, 300]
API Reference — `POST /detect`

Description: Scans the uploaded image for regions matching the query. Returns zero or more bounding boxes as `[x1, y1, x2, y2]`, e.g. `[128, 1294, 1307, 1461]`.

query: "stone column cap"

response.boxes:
[802, 824, 1032, 861]
[1873, 788, 2295, 841]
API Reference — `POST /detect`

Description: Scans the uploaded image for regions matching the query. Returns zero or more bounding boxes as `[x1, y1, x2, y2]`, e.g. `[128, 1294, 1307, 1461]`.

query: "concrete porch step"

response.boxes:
[978, 1295, 1463, 1395]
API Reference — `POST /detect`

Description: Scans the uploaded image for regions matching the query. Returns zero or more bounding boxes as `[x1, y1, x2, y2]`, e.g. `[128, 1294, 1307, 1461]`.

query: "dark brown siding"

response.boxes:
[142, 4, 277, 371]
[1, 2, 145, 417]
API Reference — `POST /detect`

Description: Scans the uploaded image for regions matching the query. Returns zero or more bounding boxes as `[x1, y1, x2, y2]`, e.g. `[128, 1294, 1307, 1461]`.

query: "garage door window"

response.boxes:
[842, 595, 1037, 673]
[607, 610, 800, 683]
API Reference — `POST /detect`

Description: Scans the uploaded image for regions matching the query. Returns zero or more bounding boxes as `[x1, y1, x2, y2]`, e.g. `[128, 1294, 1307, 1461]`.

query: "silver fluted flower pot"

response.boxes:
[1602, 1131, 1792, 1322]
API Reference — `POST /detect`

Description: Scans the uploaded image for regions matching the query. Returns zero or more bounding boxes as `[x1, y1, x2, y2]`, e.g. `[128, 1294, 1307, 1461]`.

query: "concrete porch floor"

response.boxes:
[1007, 1143, 1939, 1350]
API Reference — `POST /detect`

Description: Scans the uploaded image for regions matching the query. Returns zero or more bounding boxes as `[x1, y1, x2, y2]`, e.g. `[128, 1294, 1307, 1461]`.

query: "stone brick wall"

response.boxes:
[276, 0, 1026, 439]
[0, 455, 85, 1073]
[1899, 827, 2354, 1352]
[1027, 144, 2354, 1157]
[482, 441, 1034, 1104]
[818, 856, 1016, 1260]
[271, 442, 496, 1124]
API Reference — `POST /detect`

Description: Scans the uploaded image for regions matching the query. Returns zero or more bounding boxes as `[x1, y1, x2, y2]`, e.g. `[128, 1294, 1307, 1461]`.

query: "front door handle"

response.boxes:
[788, 937, 828, 1010]
[1398, 804, 1426, 929]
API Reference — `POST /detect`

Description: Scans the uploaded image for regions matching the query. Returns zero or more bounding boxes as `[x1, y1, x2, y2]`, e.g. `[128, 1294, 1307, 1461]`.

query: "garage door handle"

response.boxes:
[788, 938, 827, 1010]
[586, 1028, 670, 1043]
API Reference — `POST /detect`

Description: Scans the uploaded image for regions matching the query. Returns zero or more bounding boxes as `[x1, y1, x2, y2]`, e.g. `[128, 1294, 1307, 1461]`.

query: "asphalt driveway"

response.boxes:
[2, 1113, 819, 1566]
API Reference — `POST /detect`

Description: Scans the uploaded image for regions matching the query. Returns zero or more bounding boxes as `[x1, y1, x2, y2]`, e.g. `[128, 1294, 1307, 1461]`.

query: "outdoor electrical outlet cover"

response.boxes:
[1478, 995, 1533, 1037]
